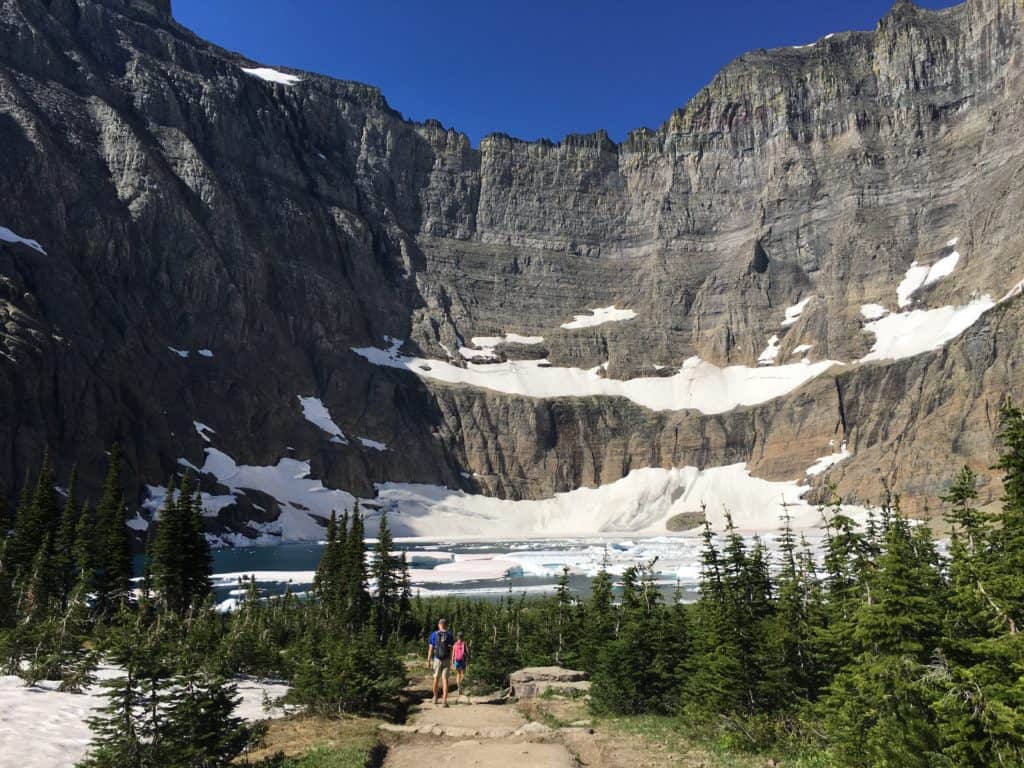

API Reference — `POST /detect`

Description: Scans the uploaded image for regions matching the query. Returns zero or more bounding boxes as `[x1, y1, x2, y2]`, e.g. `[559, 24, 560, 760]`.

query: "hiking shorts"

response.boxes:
[431, 658, 450, 680]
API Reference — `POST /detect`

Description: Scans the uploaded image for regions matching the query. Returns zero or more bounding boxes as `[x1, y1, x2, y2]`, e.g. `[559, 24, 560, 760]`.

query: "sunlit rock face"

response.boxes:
[1, 0, 1022, 542]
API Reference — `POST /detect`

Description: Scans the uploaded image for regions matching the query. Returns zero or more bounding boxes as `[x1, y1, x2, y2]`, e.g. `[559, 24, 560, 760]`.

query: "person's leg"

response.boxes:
[441, 664, 449, 705]
[431, 661, 439, 704]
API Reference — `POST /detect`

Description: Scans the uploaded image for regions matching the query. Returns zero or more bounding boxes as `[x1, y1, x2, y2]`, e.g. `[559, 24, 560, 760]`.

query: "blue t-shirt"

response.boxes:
[429, 630, 453, 656]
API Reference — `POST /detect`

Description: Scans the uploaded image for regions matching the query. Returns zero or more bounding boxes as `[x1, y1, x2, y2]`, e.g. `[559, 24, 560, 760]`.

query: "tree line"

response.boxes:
[1, 402, 1023, 766]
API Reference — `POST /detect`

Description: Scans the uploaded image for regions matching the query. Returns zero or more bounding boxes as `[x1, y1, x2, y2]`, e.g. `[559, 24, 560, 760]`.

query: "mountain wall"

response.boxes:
[1, 0, 1022, 541]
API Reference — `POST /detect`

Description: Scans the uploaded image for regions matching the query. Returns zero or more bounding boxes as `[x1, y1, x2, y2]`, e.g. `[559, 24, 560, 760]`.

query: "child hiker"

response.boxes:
[453, 631, 469, 696]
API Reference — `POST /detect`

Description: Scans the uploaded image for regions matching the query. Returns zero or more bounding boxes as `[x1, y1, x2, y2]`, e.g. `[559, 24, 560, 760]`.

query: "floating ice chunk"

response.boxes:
[781, 297, 812, 327]
[168, 346, 190, 358]
[0, 225, 46, 254]
[806, 441, 851, 476]
[896, 251, 960, 308]
[197, 349, 213, 358]
[126, 512, 149, 531]
[860, 304, 888, 320]
[757, 335, 781, 366]
[193, 420, 216, 443]
[861, 296, 995, 362]
[241, 66, 302, 85]
[358, 437, 387, 451]
[561, 306, 637, 330]
[297, 396, 348, 444]
[354, 340, 838, 415]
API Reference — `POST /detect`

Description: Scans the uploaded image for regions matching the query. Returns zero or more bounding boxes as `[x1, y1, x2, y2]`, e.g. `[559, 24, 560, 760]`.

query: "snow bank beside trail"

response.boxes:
[897, 251, 960, 308]
[298, 396, 347, 444]
[860, 296, 995, 362]
[561, 306, 637, 329]
[0, 671, 289, 768]
[0, 225, 46, 254]
[375, 463, 858, 539]
[241, 66, 301, 85]
[354, 339, 838, 414]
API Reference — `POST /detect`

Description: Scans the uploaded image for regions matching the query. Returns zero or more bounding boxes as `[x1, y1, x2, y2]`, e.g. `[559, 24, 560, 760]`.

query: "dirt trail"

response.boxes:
[380, 673, 575, 768]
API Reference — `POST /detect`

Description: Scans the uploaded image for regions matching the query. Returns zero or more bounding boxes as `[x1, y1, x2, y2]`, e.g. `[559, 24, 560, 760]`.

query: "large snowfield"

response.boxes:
[0, 670, 289, 768]
[354, 339, 839, 414]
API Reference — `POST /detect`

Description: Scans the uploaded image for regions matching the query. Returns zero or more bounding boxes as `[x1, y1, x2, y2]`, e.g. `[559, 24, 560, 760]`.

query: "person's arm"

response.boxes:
[427, 633, 434, 663]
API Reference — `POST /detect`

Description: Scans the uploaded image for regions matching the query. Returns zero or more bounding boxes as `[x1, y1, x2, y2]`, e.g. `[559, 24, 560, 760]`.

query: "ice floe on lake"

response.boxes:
[560, 305, 637, 329]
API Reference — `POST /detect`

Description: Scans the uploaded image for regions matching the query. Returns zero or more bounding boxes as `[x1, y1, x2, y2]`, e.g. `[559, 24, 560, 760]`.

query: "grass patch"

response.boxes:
[596, 714, 835, 768]
[242, 714, 382, 766]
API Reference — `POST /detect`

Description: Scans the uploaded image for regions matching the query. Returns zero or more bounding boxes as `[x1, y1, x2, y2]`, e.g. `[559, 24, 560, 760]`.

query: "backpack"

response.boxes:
[434, 631, 451, 661]
[453, 641, 466, 662]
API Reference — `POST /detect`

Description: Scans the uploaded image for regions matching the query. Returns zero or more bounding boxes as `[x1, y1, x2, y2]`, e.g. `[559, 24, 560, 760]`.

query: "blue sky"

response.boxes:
[175, 0, 959, 146]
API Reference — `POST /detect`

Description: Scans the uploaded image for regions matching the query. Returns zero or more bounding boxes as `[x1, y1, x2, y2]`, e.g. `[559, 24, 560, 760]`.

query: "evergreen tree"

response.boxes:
[150, 478, 186, 614]
[0, 491, 10, 535]
[53, 467, 81, 608]
[580, 548, 615, 672]
[7, 468, 33, 572]
[182, 482, 212, 607]
[371, 510, 401, 641]
[342, 503, 369, 631]
[94, 445, 132, 615]
[10, 454, 59, 576]
[823, 514, 945, 768]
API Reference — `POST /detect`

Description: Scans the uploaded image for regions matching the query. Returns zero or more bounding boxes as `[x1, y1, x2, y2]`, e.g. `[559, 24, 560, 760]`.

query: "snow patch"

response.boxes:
[142, 484, 238, 519]
[297, 396, 348, 444]
[241, 66, 301, 85]
[860, 304, 888, 321]
[193, 421, 215, 443]
[0, 225, 46, 254]
[375, 463, 863, 539]
[167, 346, 190, 358]
[354, 339, 838, 415]
[358, 437, 387, 451]
[0, 670, 289, 768]
[781, 297, 812, 327]
[197, 349, 213, 358]
[860, 296, 995, 362]
[757, 335, 781, 366]
[806, 441, 851, 476]
[791, 344, 813, 357]
[897, 251, 960, 308]
[560, 306, 637, 330]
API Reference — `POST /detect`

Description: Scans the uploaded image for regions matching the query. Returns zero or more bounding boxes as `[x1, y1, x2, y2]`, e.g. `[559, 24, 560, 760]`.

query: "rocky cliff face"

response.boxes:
[0, 0, 1021, 541]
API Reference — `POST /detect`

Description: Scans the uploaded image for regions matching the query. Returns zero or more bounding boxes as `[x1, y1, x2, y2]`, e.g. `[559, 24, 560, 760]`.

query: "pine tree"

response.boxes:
[0, 491, 10, 535]
[53, 467, 81, 608]
[580, 548, 615, 672]
[822, 514, 945, 768]
[150, 477, 186, 614]
[7, 468, 34, 573]
[182, 482, 212, 607]
[342, 503, 369, 631]
[371, 510, 399, 641]
[94, 445, 132, 616]
[10, 454, 59, 576]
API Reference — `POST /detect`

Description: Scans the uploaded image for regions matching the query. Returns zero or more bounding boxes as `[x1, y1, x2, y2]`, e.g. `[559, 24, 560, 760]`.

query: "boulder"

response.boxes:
[509, 667, 590, 700]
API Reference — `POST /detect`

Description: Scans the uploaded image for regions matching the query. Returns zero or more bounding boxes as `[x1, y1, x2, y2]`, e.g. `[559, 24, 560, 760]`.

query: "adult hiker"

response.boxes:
[452, 630, 469, 695]
[427, 617, 454, 706]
